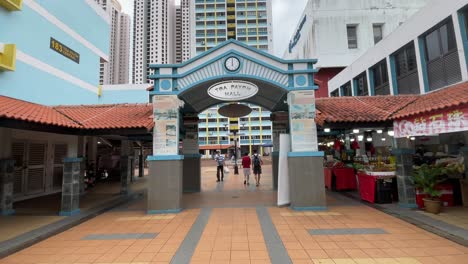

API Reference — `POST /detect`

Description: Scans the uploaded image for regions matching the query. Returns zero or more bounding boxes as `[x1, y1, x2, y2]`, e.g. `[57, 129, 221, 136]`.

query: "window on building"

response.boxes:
[423, 18, 461, 91]
[340, 82, 352, 96]
[393, 42, 420, 94]
[373, 24, 383, 44]
[354, 72, 368, 96]
[347, 25, 358, 49]
[330, 89, 339, 97]
[372, 59, 390, 95]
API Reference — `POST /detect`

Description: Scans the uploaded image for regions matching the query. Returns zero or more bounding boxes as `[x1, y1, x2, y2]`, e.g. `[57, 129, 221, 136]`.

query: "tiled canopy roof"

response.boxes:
[392, 81, 468, 119]
[55, 104, 153, 130]
[0, 96, 80, 128]
[0, 96, 153, 131]
[315, 95, 418, 125]
[1, 81, 467, 131]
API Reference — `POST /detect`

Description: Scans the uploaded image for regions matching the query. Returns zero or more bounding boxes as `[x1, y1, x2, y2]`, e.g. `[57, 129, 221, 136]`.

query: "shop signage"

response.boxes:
[288, 15, 307, 53]
[394, 106, 468, 138]
[207, 80, 258, 101]
[50, 37, 80, 64]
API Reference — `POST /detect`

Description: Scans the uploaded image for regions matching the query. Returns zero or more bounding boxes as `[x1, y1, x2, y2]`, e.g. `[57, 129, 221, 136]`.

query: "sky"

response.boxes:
[119, 0, 308, 57]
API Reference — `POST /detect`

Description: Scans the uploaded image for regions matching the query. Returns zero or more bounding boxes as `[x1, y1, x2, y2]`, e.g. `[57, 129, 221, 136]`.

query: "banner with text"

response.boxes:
[287, 90, 318, 152]
[394, 106, 468, 138]
[153, 95, 184, 155]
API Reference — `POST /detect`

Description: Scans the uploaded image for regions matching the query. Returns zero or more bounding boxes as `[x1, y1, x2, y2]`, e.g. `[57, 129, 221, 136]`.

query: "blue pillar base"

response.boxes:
[290, 206, 328, 211]
[147, 209, 182, 214]
[59, 209, 81, 216]
[398, 203, 418, 209]
[0, 209, 15, 216]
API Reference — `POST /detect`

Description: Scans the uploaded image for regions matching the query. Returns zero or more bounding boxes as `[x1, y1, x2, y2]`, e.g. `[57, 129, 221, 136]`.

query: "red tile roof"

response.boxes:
[392, 81, 468, 119]
[55, 103, 153, 130]
[0, 96, 80, 128]
[315, 95, 418, 125]
[0, 96, 153, 131]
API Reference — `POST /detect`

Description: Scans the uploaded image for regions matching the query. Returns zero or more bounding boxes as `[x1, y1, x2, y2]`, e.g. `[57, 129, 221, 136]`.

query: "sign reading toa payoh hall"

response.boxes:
[207, 81, 259, 101]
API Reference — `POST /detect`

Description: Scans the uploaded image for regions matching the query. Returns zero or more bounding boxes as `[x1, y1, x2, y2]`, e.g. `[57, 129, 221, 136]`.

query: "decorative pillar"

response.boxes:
[182, 114, 201, 193]
[60, 158, 82, 216]
[120, 140, 132, 195]
[287, 90, 326, 210]
[0, 159, 15, 215]
[271, 112, 289, 191]
[147, 95, 185, 214]
[393, 137, 417, 208]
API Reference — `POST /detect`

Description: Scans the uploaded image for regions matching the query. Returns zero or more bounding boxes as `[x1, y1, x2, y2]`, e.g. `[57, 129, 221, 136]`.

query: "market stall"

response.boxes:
[324, 160, 356, 191]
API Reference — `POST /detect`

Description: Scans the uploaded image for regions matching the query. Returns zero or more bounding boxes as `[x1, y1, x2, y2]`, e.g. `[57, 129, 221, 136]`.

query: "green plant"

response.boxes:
[412, 164, 445, 199]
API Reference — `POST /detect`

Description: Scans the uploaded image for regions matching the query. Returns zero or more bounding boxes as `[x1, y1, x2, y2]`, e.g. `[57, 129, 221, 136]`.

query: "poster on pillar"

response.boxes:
[153, 95, 184, 155]
[288, 91, 318, 152]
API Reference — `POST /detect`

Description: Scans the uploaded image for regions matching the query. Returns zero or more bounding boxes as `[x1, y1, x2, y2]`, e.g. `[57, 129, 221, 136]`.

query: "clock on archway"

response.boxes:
[224, 56, 240, 72]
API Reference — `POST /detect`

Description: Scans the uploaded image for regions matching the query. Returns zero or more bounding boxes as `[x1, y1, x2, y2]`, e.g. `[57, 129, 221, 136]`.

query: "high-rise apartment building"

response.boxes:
[95, 0, 130, 85]
[194, 0, 274, 155]
[175, 0, 191, 63]
[133, 0, 175, 84]
[192, 0, 273, 56]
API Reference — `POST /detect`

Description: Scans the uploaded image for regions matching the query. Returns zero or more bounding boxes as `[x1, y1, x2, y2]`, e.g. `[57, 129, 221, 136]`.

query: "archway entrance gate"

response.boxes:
[146, 40, 325, 213]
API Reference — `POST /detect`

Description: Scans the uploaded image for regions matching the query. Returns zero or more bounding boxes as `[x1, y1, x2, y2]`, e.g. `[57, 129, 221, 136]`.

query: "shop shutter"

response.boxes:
[52, 144, 67, 189]
[397, 72, 420, 94]
[427, 58, 445, 91]
[374, 84, 390, 95]
[27, 168, 45, 193]
[11, 142, 25, 195]
[26, 143, 46, 194]
[444, 51, 462, 86]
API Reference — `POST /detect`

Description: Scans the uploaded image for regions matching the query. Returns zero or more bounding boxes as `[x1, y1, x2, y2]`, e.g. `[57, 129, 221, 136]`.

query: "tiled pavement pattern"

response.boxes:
[0, 209, 199, 263]
[308, 228, 387, 236]
[417, 207, 468, 230]
[269, 205, 468, 264]
[190, 208, 271, 264]
[1, 163, 468, 263]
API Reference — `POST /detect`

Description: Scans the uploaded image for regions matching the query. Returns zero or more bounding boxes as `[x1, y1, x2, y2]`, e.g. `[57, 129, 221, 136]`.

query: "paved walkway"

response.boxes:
[1, 162, 467, 263]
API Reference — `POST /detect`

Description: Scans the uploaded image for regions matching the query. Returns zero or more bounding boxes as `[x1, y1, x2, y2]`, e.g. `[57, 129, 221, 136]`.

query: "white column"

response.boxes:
[414, 38, 427, 94]
[386, 55, 396, 95]
[366, 68, 372, 96]
[452, 12, 468, 81]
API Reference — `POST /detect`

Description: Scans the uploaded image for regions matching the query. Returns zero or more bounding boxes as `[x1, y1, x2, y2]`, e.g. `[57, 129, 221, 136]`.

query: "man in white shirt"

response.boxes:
[214, 151, 225, 182]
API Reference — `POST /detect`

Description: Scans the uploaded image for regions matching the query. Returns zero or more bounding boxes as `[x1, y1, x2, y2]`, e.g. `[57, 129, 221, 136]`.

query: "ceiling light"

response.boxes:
[387, 130, 394, 136]
[377, 130, 383, 134]
[381, 138, 386, 141]
[410, 137, 416, 141]
[367, 137, 372, 142]
[358, 135, 364, 141]
[324, 128, 331, 133]
[353, 129, 359, 133]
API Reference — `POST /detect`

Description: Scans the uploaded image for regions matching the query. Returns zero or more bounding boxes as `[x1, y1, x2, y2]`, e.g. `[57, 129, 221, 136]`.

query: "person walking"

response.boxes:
[214, 151, 225, 182]
[241, 152, 251, 185]
[251, 149, 263, 186]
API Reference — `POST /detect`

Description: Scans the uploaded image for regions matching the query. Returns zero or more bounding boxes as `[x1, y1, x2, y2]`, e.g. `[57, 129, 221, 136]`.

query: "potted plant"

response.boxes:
[412, 164, 444, 214]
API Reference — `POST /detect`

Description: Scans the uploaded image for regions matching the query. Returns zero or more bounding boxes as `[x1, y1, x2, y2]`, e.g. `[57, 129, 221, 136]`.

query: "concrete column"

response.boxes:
[288, 154, 326, 210]
[60, 158, 82, 216]
[271, 112, 289, 191]
[139, 145, 144, 178]
[460, 147, 468, 205]
[120, 140, 132, 195]
[0, 159, 15, 215]
[287, 91, 326, 210]
[271, 152, 279, 190]
[183, 154, 201, 193]
[77, 136, 86, 195]
[147, 156, 184, 214]
[393, 137, 417, 208]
